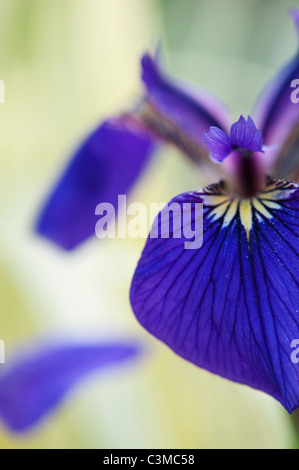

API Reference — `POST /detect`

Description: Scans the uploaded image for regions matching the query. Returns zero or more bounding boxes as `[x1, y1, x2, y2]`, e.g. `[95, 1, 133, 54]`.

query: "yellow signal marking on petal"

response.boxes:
[239, 200, 253, 239]
[263, 183, 281, 192]
[200, 177, 297, 242]
[223, 199, 239, 226]
[200, 195, 230, 207]
[262, 189, 296, 201]
[208, 201, 230, 220]
[252, 199, 272, 219]
[261, 199, 281, 210]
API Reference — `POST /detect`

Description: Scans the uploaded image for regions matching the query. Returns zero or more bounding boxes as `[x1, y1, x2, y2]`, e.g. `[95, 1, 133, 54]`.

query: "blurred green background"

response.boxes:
[0, 0, 298, 449]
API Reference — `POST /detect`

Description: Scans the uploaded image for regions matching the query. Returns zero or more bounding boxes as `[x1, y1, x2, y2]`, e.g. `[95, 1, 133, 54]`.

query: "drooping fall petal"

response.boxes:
[130, 178, 299, 412]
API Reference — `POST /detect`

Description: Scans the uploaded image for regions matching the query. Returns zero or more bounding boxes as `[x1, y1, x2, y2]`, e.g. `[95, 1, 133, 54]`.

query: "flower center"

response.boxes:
[204, 115, 266, 198]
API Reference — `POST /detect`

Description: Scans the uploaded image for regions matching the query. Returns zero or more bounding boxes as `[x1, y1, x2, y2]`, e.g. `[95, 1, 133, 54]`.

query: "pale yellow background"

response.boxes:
[0, 0, 298, 448]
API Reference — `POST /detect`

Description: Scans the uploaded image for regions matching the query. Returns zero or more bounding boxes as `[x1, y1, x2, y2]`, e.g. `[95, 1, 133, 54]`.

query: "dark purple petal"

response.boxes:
[141, 53, 231, 156]
[130, 178, 299, 412]
[252, 9, 299, 178]
[36, 117, 155, 250]
[230, 115, 263, 152]
[204, 127, 232, 161]
[0, 342, 139, 432]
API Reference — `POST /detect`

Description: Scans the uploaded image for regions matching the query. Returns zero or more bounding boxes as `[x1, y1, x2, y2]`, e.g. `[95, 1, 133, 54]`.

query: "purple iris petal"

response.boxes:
[36, 117, 154, 250]
[141, 53, 231, 153]
[204, 127, 232, 161]
[0, 342, 139, 432]
[252, 9, 299, 178]
[230, 115, 263, 152]
[204, 115, 263, 162]
[130, 178, 299, 412]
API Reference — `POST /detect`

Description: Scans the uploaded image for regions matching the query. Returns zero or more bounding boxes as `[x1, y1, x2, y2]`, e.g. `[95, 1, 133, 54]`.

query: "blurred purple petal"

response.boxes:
[131, 178, 299, 412]
[204, 127, 232, 161]
[230, 115, 263, 152]
[141, 53, 231, 156]
[0, 342, 140, 432]
[252, 9, 299, 178]
[36, 117, 155, 250]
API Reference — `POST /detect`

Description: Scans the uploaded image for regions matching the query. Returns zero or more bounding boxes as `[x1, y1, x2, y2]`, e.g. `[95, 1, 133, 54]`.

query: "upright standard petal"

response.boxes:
[204, 127, 232, 162]
[252, 9, 299, 180]
[140, 53, 231, 164]
[230, 116, 263, 152]
[36, 116, 155, 250]
[130, 178, 299, 412]
[0, 342, 139, 432]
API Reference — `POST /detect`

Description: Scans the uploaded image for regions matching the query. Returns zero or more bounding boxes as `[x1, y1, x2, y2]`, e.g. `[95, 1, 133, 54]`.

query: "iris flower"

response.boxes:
[37, 10, 299, 412]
